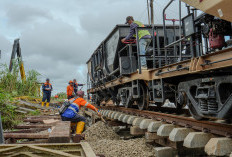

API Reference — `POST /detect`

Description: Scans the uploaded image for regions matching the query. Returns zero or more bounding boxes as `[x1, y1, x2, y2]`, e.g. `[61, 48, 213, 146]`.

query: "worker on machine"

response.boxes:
[121, 16, 151, 69]
[41, 78, 52, 107]
[60, 91, 101, 140]
[67, 80, 74, 99]
[73, 79, 84, 94]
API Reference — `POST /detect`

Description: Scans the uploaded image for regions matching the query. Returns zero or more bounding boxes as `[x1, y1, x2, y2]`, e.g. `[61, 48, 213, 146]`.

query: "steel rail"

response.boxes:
[100, 106, 232, 137]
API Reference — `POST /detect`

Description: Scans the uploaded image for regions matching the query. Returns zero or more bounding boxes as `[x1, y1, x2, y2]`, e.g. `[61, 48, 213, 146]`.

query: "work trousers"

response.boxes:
[61, 114, 86, 123]
[42, 92, 51, 102]
[139, 38, 151, 67]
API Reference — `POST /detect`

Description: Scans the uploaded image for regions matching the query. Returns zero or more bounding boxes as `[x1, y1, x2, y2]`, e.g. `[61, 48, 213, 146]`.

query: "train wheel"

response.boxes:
[188, 104, 205, 120]
[137, 83, 149, 110]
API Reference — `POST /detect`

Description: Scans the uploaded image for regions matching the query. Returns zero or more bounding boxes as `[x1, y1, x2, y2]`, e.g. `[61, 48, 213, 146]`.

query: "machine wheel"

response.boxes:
[137, 83, 149, 110]
[188, 104, 205, 120]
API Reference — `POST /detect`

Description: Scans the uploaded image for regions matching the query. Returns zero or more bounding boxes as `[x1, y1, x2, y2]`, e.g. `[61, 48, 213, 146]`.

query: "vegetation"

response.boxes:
[0, 62, 41, 97]
[56, 92, 67, 99]
[0, 61, 41, 129]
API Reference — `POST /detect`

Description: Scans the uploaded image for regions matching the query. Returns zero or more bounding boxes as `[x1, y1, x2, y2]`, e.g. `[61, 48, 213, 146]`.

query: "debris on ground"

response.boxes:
[84, 121, 155, 157]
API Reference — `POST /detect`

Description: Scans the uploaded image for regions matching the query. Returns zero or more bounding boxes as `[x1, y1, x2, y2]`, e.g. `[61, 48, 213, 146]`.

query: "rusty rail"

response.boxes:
[100, 106, 232, 137]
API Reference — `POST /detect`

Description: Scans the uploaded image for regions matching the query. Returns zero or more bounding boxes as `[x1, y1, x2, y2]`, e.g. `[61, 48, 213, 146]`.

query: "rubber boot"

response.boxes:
[76, 121, 85, 134]
[73, 121, 85, 143]
[41, 102, 45, 107]
[46, 102, 49, 107]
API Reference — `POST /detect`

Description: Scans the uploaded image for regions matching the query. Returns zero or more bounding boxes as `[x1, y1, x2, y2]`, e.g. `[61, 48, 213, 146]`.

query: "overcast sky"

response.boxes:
[0, 0, 184, 95]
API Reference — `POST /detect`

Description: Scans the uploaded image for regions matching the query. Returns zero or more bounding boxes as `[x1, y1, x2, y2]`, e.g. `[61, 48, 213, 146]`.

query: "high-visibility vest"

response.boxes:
[133, 21, 151, 40]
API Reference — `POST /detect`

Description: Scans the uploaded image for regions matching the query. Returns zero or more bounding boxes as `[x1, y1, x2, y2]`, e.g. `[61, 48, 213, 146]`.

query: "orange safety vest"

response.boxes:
[70, 97, 98, 111]
[67, 85, 74, 97]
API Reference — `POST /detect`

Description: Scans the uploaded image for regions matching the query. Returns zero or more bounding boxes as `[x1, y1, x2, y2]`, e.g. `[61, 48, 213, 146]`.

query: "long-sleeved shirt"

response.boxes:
[125, 22, 151, 40]
[42, 82, 52, 94]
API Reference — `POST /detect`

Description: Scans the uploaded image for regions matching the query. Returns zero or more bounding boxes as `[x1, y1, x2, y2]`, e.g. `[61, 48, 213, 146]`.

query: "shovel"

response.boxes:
[100, 115, 110, 128]
[100, 116, 106, 123]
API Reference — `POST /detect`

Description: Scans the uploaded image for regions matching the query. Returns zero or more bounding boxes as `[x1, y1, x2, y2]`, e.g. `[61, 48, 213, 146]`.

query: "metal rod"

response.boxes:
[152, 25, 156, 68]
[163, 0, 174, 65]
[136, 28, 141, 74]
[179, 0, 182, 61]
[156, 30, 161, 67]
[173, 21, 177, 61]
[156, 66, 189, 75]
[109, 68, 120, 76]
[165, 37, 185, 48]
[147, 0, 151, 25]
[201, 57, 232, 66]
[129, 44, 133, 71]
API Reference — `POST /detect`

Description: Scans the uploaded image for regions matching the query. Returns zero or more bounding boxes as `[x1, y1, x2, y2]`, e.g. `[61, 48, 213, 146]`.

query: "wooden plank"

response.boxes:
[48, 121, 71, 143]
[0, 143, 94, 157]
[43, 119, 59, 124]
[4, 133, 49, 139]
[81, 142, 96, 157]
[28, 145, 77, 157]
[4, 128, 47, 133]
[15, 124, 52, 129]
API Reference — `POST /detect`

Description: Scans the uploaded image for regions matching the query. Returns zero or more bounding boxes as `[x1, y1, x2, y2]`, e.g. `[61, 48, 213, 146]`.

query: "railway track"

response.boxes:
[96, 106, 232, 156]
[99, 106, 232, 137]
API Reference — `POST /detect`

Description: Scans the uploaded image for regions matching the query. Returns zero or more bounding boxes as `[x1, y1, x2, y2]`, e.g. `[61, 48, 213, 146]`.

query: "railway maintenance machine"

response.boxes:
[87, 0, 232, 120]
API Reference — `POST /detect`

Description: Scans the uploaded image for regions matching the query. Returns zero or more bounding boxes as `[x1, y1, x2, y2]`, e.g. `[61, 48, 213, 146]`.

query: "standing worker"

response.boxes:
[73, 79, 84, 94]
[60, 91, 101, 139]
[67, 80, 74, 99]
[41, 78, 52, 107]
[121, 16, 151, 69]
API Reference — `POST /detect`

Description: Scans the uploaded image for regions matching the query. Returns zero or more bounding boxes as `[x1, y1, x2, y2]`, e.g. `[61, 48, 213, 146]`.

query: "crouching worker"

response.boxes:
[59, 90, 101, 141]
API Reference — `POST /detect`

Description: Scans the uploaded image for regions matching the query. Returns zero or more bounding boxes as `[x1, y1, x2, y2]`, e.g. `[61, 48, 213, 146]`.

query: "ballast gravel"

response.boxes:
[84, 121, 120, 141]
[84, 121, 155, 157]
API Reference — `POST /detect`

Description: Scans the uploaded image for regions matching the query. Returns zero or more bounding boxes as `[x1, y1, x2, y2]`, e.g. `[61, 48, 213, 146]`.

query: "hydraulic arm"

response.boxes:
[9, 39, 26, 81]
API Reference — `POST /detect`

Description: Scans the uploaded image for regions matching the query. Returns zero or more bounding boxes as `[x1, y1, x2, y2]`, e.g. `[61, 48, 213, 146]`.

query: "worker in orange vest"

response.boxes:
[67, 80, 74, 99]
[61, 91, 101, 138]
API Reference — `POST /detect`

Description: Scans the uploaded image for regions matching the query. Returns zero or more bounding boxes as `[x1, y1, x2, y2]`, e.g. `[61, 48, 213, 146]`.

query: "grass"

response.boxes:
[0, 61, 41, 129]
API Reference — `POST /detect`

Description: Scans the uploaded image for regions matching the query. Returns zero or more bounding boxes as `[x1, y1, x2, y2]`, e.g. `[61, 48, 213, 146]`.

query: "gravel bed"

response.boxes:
[84, 121, 155, 157]
[84, 121, 120, 141]
[89, 138, 155, 157]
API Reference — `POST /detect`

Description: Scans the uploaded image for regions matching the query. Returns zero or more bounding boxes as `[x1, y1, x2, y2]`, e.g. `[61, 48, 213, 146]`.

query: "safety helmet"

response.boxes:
[69, 80, 73, 84]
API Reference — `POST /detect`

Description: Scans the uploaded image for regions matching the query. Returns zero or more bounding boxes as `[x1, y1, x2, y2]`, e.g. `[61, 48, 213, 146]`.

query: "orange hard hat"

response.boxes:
[69, 80, 73, 84]
[54, 95, 58, 98]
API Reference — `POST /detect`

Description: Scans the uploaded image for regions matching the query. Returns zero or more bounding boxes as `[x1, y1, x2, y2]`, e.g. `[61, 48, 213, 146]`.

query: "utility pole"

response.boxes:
[147, 0, 151, 25]
[150, 0, 154, 25]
